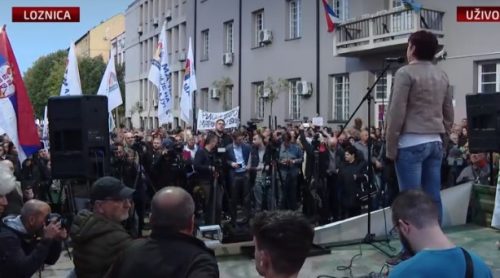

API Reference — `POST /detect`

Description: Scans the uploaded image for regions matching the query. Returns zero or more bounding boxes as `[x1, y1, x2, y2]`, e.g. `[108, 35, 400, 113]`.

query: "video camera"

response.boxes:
[46, 213, 69, 230]
[212, 147, 226, 170]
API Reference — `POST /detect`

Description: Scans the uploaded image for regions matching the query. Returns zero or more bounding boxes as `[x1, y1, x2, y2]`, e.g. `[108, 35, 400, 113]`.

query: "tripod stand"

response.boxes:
[265, 145, 285, 211]
[337, 59, 401, 257]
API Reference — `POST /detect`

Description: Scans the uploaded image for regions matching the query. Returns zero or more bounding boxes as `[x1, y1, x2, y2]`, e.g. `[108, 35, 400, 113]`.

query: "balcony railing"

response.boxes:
[335, 7, 445, 56]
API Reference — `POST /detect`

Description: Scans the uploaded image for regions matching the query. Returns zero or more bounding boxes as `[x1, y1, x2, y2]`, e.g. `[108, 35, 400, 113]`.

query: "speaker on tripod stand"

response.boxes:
[48, 95, 110, 179]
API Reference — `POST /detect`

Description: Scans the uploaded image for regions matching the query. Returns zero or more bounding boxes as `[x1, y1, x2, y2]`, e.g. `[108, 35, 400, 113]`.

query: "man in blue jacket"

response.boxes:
[226, 131, 251, 225]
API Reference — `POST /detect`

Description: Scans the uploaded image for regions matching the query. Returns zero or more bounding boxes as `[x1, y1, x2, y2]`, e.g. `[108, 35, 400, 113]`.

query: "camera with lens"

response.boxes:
[46, 213, 69, 230]
[246, 121, 257, 133]
[210, 147, 226, 171]
[131, 136, 146, 153]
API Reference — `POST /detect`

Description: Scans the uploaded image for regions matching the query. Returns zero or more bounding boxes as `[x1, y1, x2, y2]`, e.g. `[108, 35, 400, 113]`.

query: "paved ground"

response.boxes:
[40, 224, 500, 278]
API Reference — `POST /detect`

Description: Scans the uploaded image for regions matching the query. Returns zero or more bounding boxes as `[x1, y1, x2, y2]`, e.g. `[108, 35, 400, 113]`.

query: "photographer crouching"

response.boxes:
[0, 200, 67, 278]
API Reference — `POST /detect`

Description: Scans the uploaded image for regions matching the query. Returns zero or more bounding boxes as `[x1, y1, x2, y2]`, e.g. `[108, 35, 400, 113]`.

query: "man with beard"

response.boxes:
[70, 176, 134, 278]
[389, 190, 492, 278]
[0, 200, 66, 278]
[214, 119, 232, 148]
[252, 210, 314, 278]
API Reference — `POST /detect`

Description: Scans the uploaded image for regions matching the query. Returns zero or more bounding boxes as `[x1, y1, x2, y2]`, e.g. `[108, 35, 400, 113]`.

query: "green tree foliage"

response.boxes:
[23, 50, 66, 117]
[23, 50, 109, 118]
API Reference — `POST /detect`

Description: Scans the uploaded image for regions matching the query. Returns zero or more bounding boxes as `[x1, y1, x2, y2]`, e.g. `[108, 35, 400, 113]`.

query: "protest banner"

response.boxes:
[197, 107, 240, 130]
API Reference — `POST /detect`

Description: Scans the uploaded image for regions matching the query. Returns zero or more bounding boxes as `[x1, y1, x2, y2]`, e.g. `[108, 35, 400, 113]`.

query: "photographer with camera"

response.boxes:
[298, 124, 335, 223]
[248, 133, 272, 212]
[0, 199, 67, 278]
[194, 133, 223, 224]
[338, 145, 368, 219]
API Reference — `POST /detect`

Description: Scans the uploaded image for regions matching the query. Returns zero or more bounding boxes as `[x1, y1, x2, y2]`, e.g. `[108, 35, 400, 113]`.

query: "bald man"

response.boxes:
[107, 187, 219, 278]
[0, 200, 66, 278]
[0, 162, 16, 217]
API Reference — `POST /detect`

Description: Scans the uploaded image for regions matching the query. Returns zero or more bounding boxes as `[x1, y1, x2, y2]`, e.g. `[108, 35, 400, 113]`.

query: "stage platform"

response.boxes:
[40, 224, 499, 278]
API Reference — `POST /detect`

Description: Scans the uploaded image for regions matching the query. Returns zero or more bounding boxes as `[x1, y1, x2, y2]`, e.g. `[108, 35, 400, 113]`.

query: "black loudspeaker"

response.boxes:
[48, 95, 110, 179]
[465, 93, 500, 153]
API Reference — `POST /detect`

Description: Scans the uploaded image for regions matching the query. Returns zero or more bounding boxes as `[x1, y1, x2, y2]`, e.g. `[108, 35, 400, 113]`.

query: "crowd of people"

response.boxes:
[0, 30, 495, 277]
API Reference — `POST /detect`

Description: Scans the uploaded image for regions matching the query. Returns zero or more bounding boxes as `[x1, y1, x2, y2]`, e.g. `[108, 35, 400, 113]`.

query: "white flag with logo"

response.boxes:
[97, 50, 122, 111]
[42, 106, 49, 150]
[60, 42, 82, 96]
[148, 21, 172, 124]
[180, 37, 197, 124]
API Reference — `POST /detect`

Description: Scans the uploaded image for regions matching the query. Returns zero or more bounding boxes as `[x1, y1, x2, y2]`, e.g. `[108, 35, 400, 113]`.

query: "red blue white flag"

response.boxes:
[322, 0, 339, 32]
[0, 25, 40, 162]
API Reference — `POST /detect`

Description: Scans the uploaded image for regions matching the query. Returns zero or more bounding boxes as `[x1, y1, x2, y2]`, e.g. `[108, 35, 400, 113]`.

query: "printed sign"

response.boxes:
[312, 117, 324, 126]
[197, 107, 240, 130]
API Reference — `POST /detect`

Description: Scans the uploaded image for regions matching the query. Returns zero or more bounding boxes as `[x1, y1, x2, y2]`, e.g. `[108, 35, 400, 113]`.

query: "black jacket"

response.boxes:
[106, 228, 219, 278]
[194, 148, 215, 180]
[0, 218, 62, 278]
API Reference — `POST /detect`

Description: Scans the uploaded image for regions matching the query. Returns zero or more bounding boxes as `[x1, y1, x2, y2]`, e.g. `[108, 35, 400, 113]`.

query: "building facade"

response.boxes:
[125, 0, 189, 129]
[111, 32, 126, 66]
[125, 0, 500, 129]
[75, 13, 125, 63]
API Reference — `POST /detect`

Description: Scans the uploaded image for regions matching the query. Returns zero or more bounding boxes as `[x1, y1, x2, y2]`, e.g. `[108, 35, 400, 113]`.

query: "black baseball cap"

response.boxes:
[90, 176, 134, 201]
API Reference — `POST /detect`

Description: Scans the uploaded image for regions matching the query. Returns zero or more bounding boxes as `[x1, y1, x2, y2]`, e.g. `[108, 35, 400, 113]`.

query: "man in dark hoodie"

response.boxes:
[107, 186, 219, 278]
[70, 176, 134, 278]
[0, 199, 66, 278]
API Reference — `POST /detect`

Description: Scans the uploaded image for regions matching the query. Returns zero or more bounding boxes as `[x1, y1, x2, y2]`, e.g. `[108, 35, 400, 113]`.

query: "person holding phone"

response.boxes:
[226, 131, 251, 225]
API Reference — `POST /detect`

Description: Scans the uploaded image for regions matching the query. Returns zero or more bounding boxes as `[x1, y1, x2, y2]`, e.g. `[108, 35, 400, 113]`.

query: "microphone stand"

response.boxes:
[337, 59, 400, 257]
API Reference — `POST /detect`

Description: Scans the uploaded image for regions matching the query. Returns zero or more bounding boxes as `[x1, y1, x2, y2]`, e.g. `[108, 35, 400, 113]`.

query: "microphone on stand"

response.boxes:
[384, 57, 405, 63]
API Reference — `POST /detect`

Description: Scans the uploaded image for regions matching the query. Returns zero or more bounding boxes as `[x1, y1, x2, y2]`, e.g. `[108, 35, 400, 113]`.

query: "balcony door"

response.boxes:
[390, 0, 413, 33]
[374, 72, 393, 128]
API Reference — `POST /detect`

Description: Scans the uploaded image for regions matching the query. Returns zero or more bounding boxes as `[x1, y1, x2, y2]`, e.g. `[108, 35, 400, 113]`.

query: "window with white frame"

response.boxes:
[288, 79, 301, 120]
[201, 29, 209, 60]
[330, 0, 348, 21]
[253, 82, 265, 119]
[391, 0, 403, 9]
[200, 88, 209, 111]
[224, 20, 234, 53]
[253, 10, 264, 47]
[332, 75, 350, 121]
[374, 72, 393, 101]
[224, 85, 233, 111]
[374, 72, 393, 128]
[478, 61, 500, 93]
[287, 0, 301, 39]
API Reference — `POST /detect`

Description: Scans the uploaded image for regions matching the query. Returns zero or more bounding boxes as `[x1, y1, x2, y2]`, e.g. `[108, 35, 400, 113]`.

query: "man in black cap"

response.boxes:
[70, 176, 134, 278]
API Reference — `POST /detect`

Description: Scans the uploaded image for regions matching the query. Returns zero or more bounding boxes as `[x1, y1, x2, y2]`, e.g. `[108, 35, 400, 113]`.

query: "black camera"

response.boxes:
[46, 213, 68, 230]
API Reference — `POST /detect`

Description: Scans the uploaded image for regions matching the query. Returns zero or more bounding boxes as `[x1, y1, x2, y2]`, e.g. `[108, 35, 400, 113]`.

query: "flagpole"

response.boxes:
[192, 0, 198, 132]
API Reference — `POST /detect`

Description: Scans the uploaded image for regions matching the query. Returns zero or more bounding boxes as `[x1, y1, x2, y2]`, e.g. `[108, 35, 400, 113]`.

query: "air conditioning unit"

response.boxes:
[222, 52, 233, 65]
[297, 81, 312, 96]
[258, 29, 273, 45]
[178, 51, 187, 62]
[210, 88, 220, 99]
[153, 18, 159, 27]
[137, 25, 143, 35]
[165, 9, 172, 21]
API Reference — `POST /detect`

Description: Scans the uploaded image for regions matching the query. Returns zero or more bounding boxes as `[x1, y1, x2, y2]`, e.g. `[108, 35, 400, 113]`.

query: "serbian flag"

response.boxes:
[0, 26, 40, 162]
[322, 0, 339, 32]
